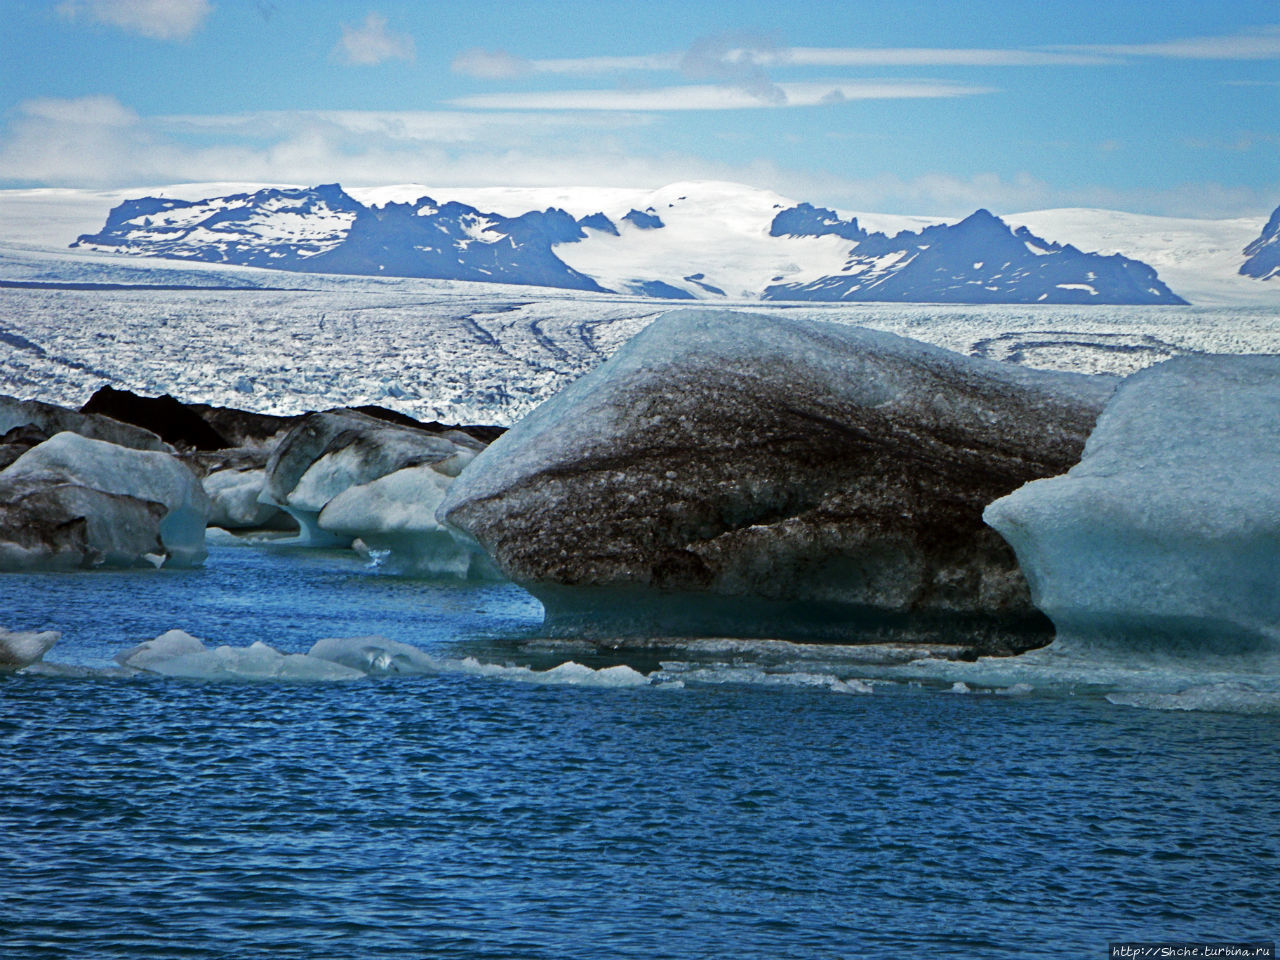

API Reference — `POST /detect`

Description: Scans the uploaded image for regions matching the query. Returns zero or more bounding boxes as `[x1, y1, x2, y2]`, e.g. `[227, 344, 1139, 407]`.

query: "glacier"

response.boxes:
[984, 355, 1280, 656]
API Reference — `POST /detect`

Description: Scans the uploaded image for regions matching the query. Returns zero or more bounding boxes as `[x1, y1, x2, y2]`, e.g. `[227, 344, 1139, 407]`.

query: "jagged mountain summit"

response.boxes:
[72, 182, 1186, 304]
[73, 185, 607, 292]
[1241, 204, 1280, 280]
[763, 205, 1186, 305]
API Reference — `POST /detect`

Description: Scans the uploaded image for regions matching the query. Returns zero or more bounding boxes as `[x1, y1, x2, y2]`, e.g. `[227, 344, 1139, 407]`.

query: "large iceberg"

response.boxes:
[441, 309, 1114, 650]
[0, 432, 211, 570]
[985, 355, 1280, 654]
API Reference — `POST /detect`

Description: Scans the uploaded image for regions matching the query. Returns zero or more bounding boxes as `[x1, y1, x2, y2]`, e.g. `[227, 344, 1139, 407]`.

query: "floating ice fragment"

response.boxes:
[1106, 682, 1280, 714]
[0, 626, 59, 672]
[994, 682, 1034, 696]
[308, 635, 442, 675]
[116, 628, 207, 670]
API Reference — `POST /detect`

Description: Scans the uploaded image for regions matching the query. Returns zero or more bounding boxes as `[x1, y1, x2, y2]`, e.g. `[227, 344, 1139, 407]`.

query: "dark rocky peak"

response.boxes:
[80, 386, 230, 451]
[622, 209, 665, 230]
[1241, 203, 1280, 280]
[768, 202, 867, 242]
[576, 212, 619, 236]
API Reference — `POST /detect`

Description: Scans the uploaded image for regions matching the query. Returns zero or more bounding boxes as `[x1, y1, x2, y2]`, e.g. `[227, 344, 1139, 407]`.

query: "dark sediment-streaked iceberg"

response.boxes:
[985, 355, 1280, 655]
[440, 309, 1115, 651]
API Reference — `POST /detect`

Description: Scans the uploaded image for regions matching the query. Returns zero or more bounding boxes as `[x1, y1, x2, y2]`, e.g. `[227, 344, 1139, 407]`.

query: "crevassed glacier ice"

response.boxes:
[0, 432, 211, 569]
[985, 355, 1280, 655]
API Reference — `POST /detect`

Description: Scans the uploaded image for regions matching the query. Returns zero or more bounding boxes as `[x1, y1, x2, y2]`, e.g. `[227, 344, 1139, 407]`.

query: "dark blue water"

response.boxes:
[2, 544, 1277, 959]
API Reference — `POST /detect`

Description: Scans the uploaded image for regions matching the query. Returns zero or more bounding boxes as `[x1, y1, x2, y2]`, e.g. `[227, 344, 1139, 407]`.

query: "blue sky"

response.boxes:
[1, 0, 1278, 217]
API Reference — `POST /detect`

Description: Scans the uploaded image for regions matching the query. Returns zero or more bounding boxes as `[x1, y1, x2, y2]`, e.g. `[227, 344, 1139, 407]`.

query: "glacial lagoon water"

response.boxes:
[2, 540, 1277, 959]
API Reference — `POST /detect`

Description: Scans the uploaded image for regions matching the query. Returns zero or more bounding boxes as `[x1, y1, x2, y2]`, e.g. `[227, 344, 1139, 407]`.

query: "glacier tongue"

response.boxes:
[985, 354, 1280, 656]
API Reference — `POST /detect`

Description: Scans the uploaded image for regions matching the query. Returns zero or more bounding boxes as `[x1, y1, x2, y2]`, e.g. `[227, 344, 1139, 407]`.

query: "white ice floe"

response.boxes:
[0, 626, 59, 672]
[306, 635, 651, 687]
[115, 628, 209, 670]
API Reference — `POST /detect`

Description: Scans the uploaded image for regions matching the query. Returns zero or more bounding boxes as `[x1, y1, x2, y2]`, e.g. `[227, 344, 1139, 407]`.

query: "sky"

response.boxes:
[1, 0, 1278, 217]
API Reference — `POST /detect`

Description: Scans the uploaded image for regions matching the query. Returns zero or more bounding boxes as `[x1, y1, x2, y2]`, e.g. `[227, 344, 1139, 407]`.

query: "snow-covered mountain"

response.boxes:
[1, 180, 1271, 305]
[762, 205, 1183, 305]
[72, 185, 607, 292]
[1241, 204, 1280, 281]
[68, 181, 1182, 304]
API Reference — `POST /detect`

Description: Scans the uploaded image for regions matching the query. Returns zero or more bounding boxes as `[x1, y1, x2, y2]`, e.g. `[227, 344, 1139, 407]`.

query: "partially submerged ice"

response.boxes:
[0, 431, 211, 570]
[260, 409, 495, 575]
[441, 309, 1114, 650]
[985, 355, 1280, 655]
[111, 630, 651, 686]
[0, 626, 59, 672]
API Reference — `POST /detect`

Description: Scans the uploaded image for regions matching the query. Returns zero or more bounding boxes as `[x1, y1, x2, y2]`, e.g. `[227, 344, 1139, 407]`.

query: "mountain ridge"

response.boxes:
[53, 181, 1279, 304]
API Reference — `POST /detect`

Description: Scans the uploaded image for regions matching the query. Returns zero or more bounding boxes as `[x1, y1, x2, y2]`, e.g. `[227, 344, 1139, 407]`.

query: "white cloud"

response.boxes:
[452, 41, 1108, 79]
[334, 12, 414, 66]
[781, 46, 1110, 67]
[20, 95, 139, 127]
[449, 79, 994, 111]
[451, 48, 531, 79]
[1062, 25, 1280, 60]
[454, 27, 1280, 81]
[2, 97, 1273, 220]
[57, 0, 212, 40]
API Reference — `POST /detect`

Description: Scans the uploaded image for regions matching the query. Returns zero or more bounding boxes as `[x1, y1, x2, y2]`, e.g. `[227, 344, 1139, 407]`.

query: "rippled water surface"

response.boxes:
[2, 543, 1277, 959]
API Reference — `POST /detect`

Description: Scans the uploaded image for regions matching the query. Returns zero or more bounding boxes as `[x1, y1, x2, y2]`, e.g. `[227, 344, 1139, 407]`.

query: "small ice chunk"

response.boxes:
[0, 626, 59, 672]
[116, 629, 208, 669]
[128, 636, 366, 682]
[308, 635, 442, 675]
[1106, 682, 1280, 714]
